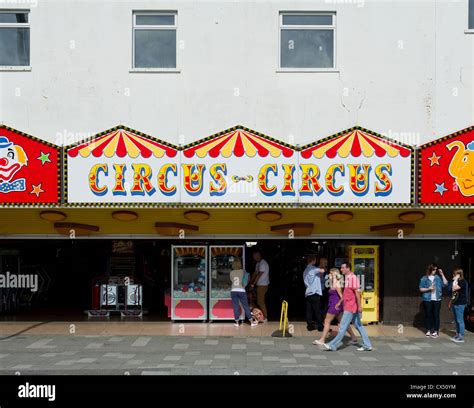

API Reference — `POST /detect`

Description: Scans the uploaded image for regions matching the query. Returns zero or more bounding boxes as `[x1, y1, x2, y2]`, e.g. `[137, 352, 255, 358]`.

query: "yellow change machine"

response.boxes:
[348, 245, 379, 324]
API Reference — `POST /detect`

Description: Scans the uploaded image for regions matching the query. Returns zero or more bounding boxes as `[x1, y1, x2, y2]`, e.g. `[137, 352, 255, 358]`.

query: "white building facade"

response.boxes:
[0, 0, 473, 147]
[0, 1, 474, 325]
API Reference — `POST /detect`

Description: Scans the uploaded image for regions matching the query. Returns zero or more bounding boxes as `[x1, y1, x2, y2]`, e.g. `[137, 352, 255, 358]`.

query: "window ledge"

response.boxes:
[465, 29, 474, 34]
[130, 68, 180, 73]
[0, 66, 32, 72]
[276, 68, 339, 73]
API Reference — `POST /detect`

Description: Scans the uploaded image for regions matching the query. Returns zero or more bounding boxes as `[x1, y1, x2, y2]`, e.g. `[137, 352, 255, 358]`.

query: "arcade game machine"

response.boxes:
[348, 245, 379, 324]
[89, 240, 143, 317]
[171, 246, 207, 321]
[209, 246, 244, 321]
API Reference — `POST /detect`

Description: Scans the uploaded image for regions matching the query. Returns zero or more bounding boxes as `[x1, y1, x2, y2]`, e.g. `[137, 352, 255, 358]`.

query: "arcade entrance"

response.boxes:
[0, 239, 386, 322]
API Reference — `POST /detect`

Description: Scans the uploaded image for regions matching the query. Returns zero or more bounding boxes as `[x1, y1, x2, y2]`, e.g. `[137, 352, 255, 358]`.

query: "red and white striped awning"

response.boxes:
[67, 129, 178, 158]
[183, 129, 294, 158]
[211, 247, 243, 257]
[301, 129, 411, 159]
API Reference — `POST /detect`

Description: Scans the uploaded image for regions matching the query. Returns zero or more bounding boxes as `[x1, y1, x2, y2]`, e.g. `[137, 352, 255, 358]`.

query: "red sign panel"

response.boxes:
[0, 126, 60, 205]
[420, 127, 474, 205]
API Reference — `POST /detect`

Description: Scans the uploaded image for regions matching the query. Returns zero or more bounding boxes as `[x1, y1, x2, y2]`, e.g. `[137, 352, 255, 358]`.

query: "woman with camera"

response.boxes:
[419, 264, 448, 338]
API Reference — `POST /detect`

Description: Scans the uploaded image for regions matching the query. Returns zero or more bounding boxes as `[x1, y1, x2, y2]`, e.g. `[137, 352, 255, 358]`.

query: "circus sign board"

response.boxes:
[180, 128, 297, 204]
[419, 127, 474, 206]
[66, 126, 413, 206]
[299, 128, 413, 205]
[0, 125, 60, 206]
[66, 127, 180, 204]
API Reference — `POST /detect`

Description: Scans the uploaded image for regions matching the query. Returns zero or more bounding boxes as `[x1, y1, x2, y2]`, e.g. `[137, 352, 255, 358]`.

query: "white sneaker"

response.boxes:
[233, 320, 240, 327]
[357, 346, 372, 351]
[430, 332, 439, 338]
[323, 343, 333, 351]
[312, 339, 325, 346]
[250, 320, 258, 327]
[425, 331, 431, 337]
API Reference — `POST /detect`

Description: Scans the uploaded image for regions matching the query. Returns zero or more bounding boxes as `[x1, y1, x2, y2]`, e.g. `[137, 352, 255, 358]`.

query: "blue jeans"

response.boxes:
[452, 304, 466, 338]
[231, 291, 252, 321]
[327, 311, 372, 350]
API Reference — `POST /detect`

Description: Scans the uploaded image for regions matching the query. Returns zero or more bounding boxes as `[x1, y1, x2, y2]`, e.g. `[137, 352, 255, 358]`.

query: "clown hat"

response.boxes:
[0, 136, 12, 148]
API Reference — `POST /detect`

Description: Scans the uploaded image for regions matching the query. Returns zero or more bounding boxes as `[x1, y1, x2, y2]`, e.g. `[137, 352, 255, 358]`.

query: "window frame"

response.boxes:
[0, 9, 31, 71]
[131, 10, 180, 72]
[278, 11, 338, 72]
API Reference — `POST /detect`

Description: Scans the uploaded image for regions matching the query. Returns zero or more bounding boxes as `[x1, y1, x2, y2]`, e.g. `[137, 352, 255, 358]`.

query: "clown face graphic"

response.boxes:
[0, 136, 28, 182]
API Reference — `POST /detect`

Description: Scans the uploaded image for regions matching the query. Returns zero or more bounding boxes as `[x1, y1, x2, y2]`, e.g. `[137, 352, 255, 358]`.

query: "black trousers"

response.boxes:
[423, 300, 441, 332]
[305, 294, 323, 330]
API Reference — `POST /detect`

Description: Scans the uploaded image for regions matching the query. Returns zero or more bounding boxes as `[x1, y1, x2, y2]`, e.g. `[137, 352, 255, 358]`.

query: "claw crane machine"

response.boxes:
[209, 246, 244, 321]
[171, 246, 208, 321]
[348, 245, 379, 323]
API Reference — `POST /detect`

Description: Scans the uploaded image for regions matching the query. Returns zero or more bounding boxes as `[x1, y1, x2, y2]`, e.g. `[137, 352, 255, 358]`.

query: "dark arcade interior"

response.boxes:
[0, 238, 472, 326]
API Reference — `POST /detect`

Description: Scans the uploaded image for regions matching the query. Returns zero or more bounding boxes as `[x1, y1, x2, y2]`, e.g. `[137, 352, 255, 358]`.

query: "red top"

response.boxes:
[343, 273, 360, 313]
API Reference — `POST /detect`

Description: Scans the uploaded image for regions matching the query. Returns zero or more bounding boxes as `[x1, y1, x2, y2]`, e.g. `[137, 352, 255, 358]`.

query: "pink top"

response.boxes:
[343, 273, 360, 313]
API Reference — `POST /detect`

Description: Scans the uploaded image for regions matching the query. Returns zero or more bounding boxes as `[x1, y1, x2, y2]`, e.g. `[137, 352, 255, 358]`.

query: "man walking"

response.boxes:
[303, 255, 324, 332]
[250, 250, 270, 322]
[324, 261, 372, 351]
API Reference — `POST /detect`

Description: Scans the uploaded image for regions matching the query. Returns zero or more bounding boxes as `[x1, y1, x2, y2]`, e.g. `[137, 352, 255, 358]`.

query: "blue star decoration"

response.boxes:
[37, 152, 51, 165]
[434, 182, 448, 196]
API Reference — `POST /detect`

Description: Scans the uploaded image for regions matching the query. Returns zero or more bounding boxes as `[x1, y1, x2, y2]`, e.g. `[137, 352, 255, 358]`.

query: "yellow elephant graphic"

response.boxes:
[447, 140, 474, 197]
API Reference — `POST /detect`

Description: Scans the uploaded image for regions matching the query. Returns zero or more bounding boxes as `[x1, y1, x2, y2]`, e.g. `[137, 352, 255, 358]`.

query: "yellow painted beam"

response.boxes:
[0, 208, 472, 236]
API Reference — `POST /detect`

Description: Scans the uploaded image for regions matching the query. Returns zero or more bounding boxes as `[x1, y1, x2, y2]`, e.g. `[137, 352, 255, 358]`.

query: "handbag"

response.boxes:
[448, 290, 459, 310]
[251, 307, 264, 322]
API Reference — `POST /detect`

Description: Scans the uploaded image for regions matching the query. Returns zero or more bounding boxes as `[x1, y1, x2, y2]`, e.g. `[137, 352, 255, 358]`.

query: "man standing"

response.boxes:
[324, 261, 372, 351]
[250, 250, 270, 322]
[303, 255, 324, 332]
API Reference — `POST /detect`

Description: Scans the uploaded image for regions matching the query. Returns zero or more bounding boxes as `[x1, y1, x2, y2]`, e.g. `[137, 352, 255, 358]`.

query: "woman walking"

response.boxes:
[230, 258, 258, 327]
[419, 264, 448, 338]
[450, 268, 468, 343]
[312, 268, 358, 346]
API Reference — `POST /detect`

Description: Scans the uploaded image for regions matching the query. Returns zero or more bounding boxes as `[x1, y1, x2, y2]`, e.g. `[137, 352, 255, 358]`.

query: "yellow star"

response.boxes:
[30, 183, 45, 198]
[428, 152, 441, 166]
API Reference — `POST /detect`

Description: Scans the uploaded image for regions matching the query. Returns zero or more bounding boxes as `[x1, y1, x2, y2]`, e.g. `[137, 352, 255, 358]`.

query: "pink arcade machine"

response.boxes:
[170, 245, 245, 321]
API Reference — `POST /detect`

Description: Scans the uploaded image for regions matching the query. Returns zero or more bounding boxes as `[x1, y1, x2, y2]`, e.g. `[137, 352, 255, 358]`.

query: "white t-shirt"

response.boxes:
[428, 275, 437, 301]
[256, 259, 270, 286]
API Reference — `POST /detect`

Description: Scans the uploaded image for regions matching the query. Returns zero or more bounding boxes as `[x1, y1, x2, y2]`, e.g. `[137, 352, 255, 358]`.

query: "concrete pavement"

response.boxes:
[0, 322, 472, 375]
